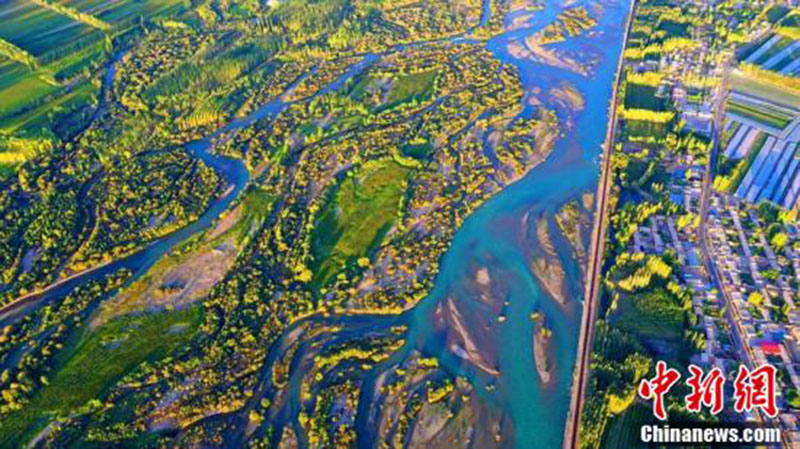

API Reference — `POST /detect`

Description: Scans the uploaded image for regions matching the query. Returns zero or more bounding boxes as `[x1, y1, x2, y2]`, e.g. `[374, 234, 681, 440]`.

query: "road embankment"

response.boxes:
[562, 1, 637, 448]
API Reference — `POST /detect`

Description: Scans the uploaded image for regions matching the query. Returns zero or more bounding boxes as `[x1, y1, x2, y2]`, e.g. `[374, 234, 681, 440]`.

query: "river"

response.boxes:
[2, 0, 631, 447]
[0, 52, 387, 325]
[398, 1, 631, 447]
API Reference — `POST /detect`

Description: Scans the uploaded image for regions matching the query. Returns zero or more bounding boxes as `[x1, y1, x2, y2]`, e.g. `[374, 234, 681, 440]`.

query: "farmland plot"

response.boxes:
[726, 93, 796, 135]
[59, 0, 188, 25]
[731, 72, 800, 108]
[759, 141, 796, 202]
[0, 0, 190, 167]
[0, 0, 100, 57]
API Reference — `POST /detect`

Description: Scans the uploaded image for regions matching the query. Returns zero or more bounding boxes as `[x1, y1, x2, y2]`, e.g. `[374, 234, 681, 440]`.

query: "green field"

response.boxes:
[63, 0, 186, 24]
[1, 80, 99, 136]
[222, 186, 274, 245]
[0, 0, 99, 57]
[600, 403, 653, 449]
[43, 39, 108, 82]
[624, 83, 668, 111]
[623, 118, 671, 141]
[731, 72, 800, 109]
[350, 70, 439, 112]
[0, 69, 60, 119]
[0, 0, 190, 162]
[727, 100, 792, 129]
[611, 288, 685, 341]
[386, 70, 437, 104]
[0, 306, 201, 445]
[0, 57, 36, 90]
[312, 159, 410, 286]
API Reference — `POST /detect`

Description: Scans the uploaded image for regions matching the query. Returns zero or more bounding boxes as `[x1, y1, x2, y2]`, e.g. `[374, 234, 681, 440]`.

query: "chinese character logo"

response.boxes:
[685, 364, 724, 415]
[637, 361, 779, 420]
[733, 364, 778, 418]
[638, 360, 681, 420]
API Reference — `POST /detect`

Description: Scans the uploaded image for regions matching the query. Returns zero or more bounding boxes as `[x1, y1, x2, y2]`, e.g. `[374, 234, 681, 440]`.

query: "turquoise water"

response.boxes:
[1, 1, 631, 447]
[401, 1, 631, 447]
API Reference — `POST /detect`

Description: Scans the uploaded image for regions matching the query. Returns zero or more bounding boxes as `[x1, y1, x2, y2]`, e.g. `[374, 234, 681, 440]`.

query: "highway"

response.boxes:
[697, 57, 791, 447]
[697, 53, 731, 256]
[696, 55, 759, 376]
[562, 2, 636, 448]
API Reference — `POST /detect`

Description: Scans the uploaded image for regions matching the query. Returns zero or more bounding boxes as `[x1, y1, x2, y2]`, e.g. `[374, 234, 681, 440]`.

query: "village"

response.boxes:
[581, 0, 800, 447]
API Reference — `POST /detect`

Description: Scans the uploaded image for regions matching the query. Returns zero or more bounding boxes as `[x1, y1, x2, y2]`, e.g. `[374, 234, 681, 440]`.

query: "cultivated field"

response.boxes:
[0, 0, 187, 168]
[718, 72, 800, 209]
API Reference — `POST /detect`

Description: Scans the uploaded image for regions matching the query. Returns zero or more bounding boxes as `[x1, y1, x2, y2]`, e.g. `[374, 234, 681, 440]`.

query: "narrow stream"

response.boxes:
[2, 1, 631, 447]
[0, 55, 378, 324]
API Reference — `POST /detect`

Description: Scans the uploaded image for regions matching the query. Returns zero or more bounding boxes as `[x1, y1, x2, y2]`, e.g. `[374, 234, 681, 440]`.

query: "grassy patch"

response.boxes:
[765, 5, 790, 24]
[377, 70, 437, 112]
[727, 100, 792, 130]
[400, 141, 434, 160]
[611, 288, 684, 341]
[0, 163, 16, 179]
[387, 70, 436, 104]
[0, 306, 201, 446]
[623, 118, 671, 141]
[601, 402, 653, 449]
[220, 186, 273, 245]
[656, 20, 689, 38]
[731, 72, 800, 110]
[624, 83, 667, 111]
[311, 159, 409, 286]
[347, 70, 438, 113]
[345, 73, 373, 102]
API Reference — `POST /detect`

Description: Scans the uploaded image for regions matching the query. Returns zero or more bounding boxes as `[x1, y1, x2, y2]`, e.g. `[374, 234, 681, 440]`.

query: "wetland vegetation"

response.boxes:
[0, 0, 606, 446]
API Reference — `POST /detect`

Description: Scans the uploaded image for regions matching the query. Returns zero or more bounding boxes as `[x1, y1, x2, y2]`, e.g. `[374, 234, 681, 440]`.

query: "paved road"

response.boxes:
[698, 55, 731, 237]
[562, 2, 636, 448]
[697, 58, 790, 447]
[695, 55, 759, 369]
[695, 55, 760, 371]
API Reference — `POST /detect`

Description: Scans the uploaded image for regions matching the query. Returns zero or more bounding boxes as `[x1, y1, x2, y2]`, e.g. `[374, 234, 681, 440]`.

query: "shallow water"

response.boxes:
[2, 1, 631, 446]
[398, 1, 631, 447]
[0, 57, 377, 324]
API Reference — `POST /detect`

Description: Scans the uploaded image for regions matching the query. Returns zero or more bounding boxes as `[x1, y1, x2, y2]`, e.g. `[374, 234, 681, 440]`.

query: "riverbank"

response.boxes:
[0, 0, 637, 445]
[396, 1, 636, 447]
[563, 0, 637, 448]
